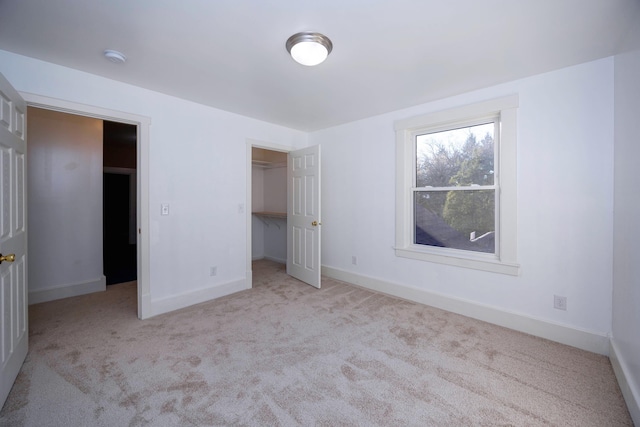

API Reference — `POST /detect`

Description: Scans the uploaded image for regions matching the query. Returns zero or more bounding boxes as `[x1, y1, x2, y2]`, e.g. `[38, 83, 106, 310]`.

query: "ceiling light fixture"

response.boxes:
[286, 32, 333, 66]
[103, 49, 127, 64]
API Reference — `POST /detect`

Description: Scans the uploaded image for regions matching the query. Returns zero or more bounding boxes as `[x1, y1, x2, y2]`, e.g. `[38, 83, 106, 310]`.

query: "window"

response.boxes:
[395, 96, 519, 275]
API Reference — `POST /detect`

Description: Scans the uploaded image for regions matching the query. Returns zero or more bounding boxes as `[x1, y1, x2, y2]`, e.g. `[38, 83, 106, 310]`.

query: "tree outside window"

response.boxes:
[414, 123, 496, 253]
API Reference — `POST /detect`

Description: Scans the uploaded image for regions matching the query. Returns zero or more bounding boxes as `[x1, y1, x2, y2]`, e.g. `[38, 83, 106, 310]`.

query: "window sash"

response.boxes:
[412, 188, 497, 255]
[411, 119, 499, 255]
[412, 185, 496, 192]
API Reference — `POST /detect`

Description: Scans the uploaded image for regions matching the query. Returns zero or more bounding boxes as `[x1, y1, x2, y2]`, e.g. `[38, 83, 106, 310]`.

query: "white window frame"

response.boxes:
[395, 95, 520, 275]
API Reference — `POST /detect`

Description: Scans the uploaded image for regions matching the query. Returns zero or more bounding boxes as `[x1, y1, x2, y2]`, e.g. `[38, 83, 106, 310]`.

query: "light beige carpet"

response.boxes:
[0, 260, 632, 426]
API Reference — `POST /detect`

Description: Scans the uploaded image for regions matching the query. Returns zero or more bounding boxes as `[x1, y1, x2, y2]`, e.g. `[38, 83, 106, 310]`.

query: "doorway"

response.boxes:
[22, 92, 151, 319]
[27, 110, 138, 297]
[246, 140, 322, 289]
[251, 147, 288, 264]
[246, 140, 292, 288]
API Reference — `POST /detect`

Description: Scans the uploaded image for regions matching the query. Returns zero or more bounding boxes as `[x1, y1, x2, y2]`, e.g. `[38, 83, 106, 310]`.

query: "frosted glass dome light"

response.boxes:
[286, 32, 333, 66]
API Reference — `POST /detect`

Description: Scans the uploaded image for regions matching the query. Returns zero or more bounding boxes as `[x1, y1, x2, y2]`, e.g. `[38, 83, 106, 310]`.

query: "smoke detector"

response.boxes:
[103, 49, 126, 64]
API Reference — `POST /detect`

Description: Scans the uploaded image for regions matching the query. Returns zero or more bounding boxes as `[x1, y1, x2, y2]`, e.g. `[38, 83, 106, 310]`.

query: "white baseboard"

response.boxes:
[610, 338, 640, 425]
[322, 266, 610, 355]
[252, 255, 286, 264]
[29, 276, 106, 305]
[149, 278, 248, 318]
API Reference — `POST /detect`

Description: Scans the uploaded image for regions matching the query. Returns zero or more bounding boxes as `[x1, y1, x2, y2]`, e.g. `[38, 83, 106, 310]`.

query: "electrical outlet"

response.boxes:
[352, 256, 357, 265]
[161, 204, 170, 216]
[554, 295, 567, 311]
[210, 266, 217, 276]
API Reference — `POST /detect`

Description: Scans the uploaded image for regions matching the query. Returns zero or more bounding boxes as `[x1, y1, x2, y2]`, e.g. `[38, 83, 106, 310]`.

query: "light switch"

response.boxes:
[161, 204, 170, 216]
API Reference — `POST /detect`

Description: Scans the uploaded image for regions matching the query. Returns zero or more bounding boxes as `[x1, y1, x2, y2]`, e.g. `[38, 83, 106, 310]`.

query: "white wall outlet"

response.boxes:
[554, 295, 567, 311]
[161, 204, 170, 216]
[210, 266, 217, 276]
[352, 256, 357, 265]
[238, 203, 245, 214]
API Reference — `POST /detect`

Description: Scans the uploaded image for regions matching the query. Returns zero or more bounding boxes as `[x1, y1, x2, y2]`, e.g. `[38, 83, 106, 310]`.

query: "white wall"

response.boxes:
[0, 50, 308, 315]
[27, 107, 105, 303]
[612, 48, 640, 424]
[311, 58, 615, 352]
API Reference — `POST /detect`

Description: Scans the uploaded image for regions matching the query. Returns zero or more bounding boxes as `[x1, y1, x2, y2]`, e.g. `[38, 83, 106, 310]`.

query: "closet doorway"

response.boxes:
[247, 141, 322, 289]
[251, 147, 288, 264]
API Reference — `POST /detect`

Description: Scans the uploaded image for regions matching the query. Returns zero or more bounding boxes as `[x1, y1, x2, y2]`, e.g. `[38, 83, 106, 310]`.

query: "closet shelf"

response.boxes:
[251, 160, 287, 169]
[252, 211, 287, 229]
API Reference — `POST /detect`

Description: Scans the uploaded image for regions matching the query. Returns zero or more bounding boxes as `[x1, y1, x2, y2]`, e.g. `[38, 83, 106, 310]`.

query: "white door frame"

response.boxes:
[245, 138, 294, 288]
[21, 92, 152, 319]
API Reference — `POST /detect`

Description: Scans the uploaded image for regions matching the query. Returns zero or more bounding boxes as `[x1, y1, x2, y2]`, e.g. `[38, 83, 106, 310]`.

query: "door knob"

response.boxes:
[311, 221, 322, 226]
[0, 253, 15, 264]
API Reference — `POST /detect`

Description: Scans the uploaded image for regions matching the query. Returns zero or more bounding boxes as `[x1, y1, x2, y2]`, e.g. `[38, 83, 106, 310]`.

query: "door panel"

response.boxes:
[287, 145, 321, 288]
[0, 73, 28, 410]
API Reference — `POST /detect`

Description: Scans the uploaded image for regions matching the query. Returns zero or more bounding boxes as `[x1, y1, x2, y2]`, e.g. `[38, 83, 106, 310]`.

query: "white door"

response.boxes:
[287, 145, 321, 288]
[0, 73, 28, 409]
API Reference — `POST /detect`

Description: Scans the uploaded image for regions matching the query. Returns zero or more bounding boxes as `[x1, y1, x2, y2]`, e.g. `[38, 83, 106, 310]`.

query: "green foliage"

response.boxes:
[443, 190, 494, 237]
[443, 132, 494, 235]
[417, 129, 495, 236]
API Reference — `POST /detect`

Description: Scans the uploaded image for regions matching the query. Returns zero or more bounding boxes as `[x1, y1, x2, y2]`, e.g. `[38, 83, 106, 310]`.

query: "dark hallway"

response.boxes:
[103, 173, 136, 284]
[103, 120, 137, 285]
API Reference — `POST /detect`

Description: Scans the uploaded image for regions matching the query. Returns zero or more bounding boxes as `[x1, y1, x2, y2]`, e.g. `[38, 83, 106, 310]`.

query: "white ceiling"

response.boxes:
[1, 0, 639, 131]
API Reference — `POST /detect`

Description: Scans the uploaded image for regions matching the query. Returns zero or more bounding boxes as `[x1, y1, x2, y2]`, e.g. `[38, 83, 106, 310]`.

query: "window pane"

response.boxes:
[416, 122, 494, 187]
[414, 190, 495, 253]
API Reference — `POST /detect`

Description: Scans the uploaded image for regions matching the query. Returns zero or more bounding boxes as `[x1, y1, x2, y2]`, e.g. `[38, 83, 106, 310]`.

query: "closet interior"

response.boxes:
[251, 147, 287, 264]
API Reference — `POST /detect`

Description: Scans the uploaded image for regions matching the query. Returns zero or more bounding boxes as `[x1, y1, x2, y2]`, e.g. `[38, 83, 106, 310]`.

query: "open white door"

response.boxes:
[287, 145, 321, 288]
[0, 73, 28, 409]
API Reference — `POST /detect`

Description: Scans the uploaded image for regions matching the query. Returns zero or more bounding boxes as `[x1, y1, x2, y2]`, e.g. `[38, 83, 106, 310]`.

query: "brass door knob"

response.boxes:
[0, 253, 16, 264]
[311, 221, 322, 226]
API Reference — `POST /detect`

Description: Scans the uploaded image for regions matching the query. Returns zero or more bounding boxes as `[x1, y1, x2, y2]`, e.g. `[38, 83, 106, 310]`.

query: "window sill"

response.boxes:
[395, 246, 520, 276]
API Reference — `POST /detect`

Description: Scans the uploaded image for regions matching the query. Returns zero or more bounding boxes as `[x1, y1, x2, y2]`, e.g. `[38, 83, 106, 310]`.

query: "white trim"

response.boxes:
[245, 138, 295, 289]
[395, 247, 520, 275]
[150, 278, 248, 317]
[29, 276, 106, 305]
[20, 92, 152, 319]
[322, 265, 610, 355]
[395, 95, 519, 275]
[394, 95, 520, 131]
[610, 338, 640, 425]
